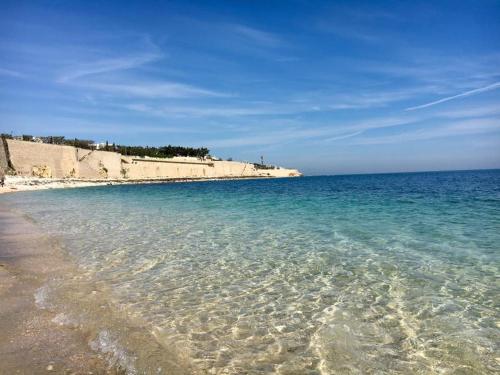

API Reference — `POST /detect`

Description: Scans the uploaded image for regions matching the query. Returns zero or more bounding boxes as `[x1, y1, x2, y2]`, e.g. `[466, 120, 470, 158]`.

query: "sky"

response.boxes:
[1, 0, 500, 175]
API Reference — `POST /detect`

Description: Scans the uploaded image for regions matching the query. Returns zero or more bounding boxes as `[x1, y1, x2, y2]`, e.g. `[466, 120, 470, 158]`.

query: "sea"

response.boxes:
[2, 170, 499, 374]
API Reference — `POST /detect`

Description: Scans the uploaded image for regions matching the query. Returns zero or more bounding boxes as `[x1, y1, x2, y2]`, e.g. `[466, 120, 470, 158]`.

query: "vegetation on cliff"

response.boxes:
[115, 144, 209, 159]
[1, 134, 210, 159]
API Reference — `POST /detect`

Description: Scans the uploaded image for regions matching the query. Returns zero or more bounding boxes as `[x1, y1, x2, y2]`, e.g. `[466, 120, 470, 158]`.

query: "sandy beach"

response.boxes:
[0, 204, 118, 374]
[0, 197, 200, 374]
[0, 203, 191, 374]
[0, 176, 112, 195]
[0, 175, 298, 195]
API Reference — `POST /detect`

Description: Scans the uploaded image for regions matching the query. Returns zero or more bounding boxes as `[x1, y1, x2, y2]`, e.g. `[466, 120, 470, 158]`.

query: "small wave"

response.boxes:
[51, 312, 79, 328]
[34, 284, 51, 309]
[90, 330, 138, 375]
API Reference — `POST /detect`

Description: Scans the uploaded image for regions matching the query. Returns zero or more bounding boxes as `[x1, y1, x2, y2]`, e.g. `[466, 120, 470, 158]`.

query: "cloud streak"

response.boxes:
[125, 103, 292, 118]
[231, 25, 282, 47]
[354, 118, 500, 144]
[204, 115, 421, 148]
[53, 42, 228, 99]
[0, 67, 24, 78]
[405, 81, 500, 111]
[58, 53, 161, 82]
[323, 131, 363, 142]
[76, 80, 229, 98]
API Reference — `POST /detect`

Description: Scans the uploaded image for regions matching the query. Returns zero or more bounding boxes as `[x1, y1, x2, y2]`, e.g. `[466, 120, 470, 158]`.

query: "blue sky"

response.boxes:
[1, 0, 499, 175]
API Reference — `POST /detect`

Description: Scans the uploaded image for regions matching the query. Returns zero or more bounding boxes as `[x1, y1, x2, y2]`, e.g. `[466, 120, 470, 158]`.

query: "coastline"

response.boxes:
[0, 139, 302, 185]
[1, 171, 498, 373]
[0, 175, 300, 195]
[0, 203, 190, 374]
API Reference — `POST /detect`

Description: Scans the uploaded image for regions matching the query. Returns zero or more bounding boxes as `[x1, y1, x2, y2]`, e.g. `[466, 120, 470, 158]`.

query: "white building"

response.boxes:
[90, 142, 108, 150]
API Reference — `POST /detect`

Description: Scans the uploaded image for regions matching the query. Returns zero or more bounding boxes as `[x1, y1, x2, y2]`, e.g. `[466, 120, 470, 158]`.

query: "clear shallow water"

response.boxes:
[2, 170, 500, 374]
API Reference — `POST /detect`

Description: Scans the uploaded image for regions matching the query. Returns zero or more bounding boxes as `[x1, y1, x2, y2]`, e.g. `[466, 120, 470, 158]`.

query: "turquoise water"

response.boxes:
[2, 170, 500, 374]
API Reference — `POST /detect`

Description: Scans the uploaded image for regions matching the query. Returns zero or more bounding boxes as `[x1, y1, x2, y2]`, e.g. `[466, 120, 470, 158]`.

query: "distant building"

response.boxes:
[90, 142, 107, 150]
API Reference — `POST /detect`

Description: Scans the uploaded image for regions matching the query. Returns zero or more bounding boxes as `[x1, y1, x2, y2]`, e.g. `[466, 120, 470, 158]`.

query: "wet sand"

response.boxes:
[0, 203, 192, 374]
[0, 204, 119, 374]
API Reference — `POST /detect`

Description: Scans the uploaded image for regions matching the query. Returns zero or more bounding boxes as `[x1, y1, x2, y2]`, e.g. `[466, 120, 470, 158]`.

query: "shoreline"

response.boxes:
[0, 174, 298, 195]
[0, 203, 190, 374]
[0, 204, 117, 374]
[1, 171, 498, 373]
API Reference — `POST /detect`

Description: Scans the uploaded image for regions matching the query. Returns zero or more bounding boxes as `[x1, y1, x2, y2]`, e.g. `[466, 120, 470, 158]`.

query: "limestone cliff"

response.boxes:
[5, 140, 301, 180]
[0, 138, 9, 174]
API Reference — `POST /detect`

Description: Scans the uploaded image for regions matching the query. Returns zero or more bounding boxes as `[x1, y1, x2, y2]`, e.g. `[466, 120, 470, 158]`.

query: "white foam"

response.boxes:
[51, 312, 79, 328]
[90, 330, 137, 375]
[34, 284, 51, 309]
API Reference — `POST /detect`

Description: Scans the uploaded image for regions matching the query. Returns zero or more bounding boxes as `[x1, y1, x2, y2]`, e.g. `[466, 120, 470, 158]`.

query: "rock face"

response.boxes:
[0, 138, 9, 174]
[6, 140, 302, 180]
[6, 140, 77, 178]
[31, 165, 52, 178]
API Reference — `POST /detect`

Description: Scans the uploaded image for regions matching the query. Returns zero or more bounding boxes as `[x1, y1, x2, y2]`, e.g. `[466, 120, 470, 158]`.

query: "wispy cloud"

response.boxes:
[323, 131, 363, 142]
[205, 127, 330, 148]
[314, 5, 398, 44]
[355, 118, 500, 144]
[231, 24, 282, 47]
[336, 116, 420, 133]
[0, 67, 24, 78]
[76, 80, 229, 98]
[125, 103, 290, 118]
[327, 88, 433, 109]
[348, 54, 500, 96]
[204, 108, 500, 148]
[405, 81, 500, 111]
[58, 53, 161, 82]
[54, 36, 228, 99]
[205, 115, 421, 148]
[436, 103, 500, 118]
[290, 85, 443, 111]
[317, 22, 382, 43]
[124, 94, 424, 119]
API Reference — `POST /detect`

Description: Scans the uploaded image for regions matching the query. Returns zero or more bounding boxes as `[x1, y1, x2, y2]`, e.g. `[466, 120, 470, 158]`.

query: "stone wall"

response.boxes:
[6, 140, 301, 180]
[7, 140, 78, 178]
[77, 149, 123, 179]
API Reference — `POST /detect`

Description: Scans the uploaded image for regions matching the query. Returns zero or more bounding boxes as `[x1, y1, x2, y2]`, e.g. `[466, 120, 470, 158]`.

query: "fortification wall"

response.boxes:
[7, 140, 78, 178]
[79, 149, 123, 179]
[124, 157, 212, 179]
[6, 140, 301, 180]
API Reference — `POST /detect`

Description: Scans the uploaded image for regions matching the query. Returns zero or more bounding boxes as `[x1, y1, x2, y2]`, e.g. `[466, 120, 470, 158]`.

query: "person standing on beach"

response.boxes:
[0, 168, 5, 187]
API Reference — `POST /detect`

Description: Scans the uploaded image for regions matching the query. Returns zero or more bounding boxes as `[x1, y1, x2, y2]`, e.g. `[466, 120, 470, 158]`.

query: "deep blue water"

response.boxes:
[2, 170, 499, 374]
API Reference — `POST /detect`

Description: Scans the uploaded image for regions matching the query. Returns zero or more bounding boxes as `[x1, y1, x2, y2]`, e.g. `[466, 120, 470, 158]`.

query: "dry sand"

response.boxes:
[0, 176, 115, 195]
[0, 174, 290, 195]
